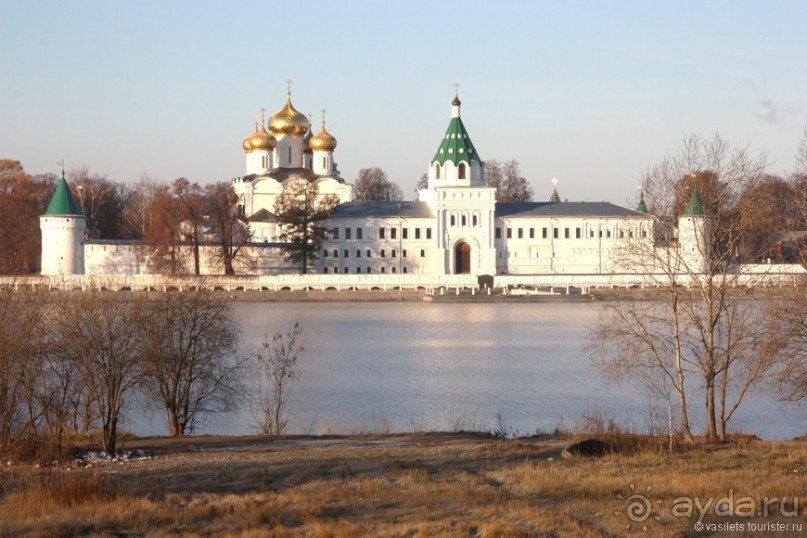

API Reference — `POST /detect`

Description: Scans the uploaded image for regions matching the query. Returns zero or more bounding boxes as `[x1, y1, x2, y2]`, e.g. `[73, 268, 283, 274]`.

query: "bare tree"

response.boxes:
[274, 180, 338, 274]
[0, 286, 49, 451]
[139, 289, 245, 436]
[415, 172, 428, 197]
[204, 182, 254, 275]
[352, 167, 403, 201]
[51, 291, 144, 455]
[592, 133, 777, 442]
[254, 321, 303, 436]
[484, 160, 533, 202]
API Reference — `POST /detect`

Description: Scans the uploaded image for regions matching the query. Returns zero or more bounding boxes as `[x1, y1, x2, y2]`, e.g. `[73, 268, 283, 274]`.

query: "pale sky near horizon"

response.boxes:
[2, 0, 806, 206]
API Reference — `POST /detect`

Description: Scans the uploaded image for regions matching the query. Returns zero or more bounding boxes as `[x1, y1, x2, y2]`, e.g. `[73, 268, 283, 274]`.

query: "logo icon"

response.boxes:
[615, 483, 663, 531]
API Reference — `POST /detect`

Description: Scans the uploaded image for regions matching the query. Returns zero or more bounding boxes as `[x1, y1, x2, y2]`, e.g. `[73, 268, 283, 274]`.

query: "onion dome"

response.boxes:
[309, 110, 337, 151]
[269, 97, 309, 136]
[242, 110, 277, 153]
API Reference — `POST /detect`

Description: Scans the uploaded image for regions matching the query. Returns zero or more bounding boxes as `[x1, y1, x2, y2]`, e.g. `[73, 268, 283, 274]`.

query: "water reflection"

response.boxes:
[130, 301, 804, 440]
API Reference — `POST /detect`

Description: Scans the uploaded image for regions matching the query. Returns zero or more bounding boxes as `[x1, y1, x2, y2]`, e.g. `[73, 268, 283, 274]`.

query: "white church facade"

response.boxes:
[40, 87, 711, 282]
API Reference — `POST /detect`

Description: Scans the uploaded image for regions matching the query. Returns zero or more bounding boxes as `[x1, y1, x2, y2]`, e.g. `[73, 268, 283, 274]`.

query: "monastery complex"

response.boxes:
[35, 86, 802, 291]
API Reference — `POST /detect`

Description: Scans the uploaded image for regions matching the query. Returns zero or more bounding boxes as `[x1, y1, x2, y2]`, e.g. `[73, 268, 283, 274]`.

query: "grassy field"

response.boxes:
[0, 433, 805, 537]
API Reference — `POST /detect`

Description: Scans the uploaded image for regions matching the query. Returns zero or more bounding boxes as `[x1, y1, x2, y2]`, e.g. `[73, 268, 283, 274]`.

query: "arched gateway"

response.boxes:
[454, 241, 471, 274]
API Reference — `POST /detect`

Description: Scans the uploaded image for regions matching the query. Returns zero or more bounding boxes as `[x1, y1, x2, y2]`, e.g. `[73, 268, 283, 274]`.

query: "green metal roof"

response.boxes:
[431, 116, 481, 166]
[681, 183, 704, 216]
[636, 190, 648, 213]
[45, 172, 83, 216]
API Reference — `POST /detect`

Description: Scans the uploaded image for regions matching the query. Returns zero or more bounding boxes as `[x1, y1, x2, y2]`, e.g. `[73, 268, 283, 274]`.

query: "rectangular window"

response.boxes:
[403, 267, 408, 273]
[356, 228, 363, 239]
[542, 227, 548, 239]
[518, 228, 523, 239]
[333, 228, 340, 239]
[379, 227, 385, 239]
[472, 215, 478, 226]
[576, 228, 581, 239]
[553, 228, 559, 239]
[607, 230, 611, 238]
[564, 228, 570, 239]
[402, 228, 408, 239]
[426, 228, 432, 239]
[381, 249, 386, 257]
[507, 228, 512, 239]
[345, 228, 351, 240]
[367, 267, 371, 273]
[323, 249, 328, 257]
[415, 228, 421, 239]
[344, 249, 349, 257]
[356, 249, 361, 257]
[529, 228, 535, 239]
[403, 249, 407, 257]
[495, 227, 501, 239]
[344, 267, 349, 273]
[420, 249, 425, 257]
[450, 215, 456, 226]
[391, 228, 397, 239]
[366, 249, 372, 257]
[334, 249, 339, 257]
[392, 249, 397, 257]
[461, 215, 467, 226]
[381, 267, 386, 273]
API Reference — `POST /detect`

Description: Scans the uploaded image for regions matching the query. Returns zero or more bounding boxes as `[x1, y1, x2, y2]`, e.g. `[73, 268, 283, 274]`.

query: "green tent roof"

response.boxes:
[636, 190, 648, 213]
[45, 172, 83, 216]
[431, 109, 482, 166]
[681, 182, 704, 216]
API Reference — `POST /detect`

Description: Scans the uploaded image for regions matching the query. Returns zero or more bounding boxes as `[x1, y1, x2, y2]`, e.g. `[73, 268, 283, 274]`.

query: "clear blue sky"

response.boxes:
[2, 0, 806, 205]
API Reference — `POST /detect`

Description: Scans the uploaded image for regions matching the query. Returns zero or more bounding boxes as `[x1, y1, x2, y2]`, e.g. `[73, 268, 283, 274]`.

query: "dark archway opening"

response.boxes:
[455, 242, 471, 274]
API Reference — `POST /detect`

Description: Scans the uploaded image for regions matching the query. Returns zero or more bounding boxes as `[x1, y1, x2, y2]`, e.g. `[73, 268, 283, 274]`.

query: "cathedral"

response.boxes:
[41, 86, 702, 279]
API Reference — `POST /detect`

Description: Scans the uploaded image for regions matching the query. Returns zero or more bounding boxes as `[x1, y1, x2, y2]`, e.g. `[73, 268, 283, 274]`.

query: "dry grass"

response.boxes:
[0, 433, 805, 537]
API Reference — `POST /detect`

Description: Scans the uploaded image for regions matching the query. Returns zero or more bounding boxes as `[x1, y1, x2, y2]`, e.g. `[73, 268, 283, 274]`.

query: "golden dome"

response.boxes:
[309, 126, 337, 151]
[242, 122, 277, 153]
[269, 98, 310, 136]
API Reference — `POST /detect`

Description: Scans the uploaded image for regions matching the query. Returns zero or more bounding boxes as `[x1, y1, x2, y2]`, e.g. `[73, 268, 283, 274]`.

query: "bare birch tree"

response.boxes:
[592, 133, 779, 442]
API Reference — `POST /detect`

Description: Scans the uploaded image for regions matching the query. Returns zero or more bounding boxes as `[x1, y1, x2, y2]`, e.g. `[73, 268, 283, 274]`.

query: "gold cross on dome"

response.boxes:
[453, 82, 460, 96]
[321, 108, 326, 127]
[285, 78, 293, 97]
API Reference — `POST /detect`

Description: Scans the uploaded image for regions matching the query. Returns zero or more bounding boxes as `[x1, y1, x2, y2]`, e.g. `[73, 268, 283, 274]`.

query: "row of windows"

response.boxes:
[334, 227, 433, 240]
[323, 248, 427, 258]
[495, 227, 648, 240]
[449, 214, 479, 227]
[323, 266, 409, 274]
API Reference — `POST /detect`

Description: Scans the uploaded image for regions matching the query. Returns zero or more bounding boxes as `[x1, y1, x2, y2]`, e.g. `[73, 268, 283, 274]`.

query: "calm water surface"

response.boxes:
[131, 301, 804, 440]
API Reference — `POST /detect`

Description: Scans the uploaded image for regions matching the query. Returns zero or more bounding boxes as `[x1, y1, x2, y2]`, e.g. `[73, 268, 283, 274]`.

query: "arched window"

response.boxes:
[435, 163, 441, 179]
[458, 163, 466, 179]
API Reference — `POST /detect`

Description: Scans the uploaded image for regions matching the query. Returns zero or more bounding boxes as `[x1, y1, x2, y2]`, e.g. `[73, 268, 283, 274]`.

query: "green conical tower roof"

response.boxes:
[681, 179, 704, 216]
[431, 96, 482, 166]
[45, 172, 83, 216]
[637, 190, 648, 213]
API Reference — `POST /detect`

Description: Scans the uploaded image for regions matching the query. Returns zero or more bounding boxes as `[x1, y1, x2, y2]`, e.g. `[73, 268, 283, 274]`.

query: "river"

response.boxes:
[129, 301, 804, 440]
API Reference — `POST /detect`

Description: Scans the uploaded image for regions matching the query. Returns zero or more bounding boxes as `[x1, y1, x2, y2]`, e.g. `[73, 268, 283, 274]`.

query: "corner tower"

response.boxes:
[40, 171, 86, 275]
[677, 175, 712, 273]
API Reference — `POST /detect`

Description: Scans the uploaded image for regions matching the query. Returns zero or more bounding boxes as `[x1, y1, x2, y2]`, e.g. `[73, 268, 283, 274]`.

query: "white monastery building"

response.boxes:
[42, 86, 713, 281]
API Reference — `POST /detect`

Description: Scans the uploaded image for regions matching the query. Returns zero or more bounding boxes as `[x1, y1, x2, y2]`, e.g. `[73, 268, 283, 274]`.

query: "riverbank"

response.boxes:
[1, 433, 804, 536]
